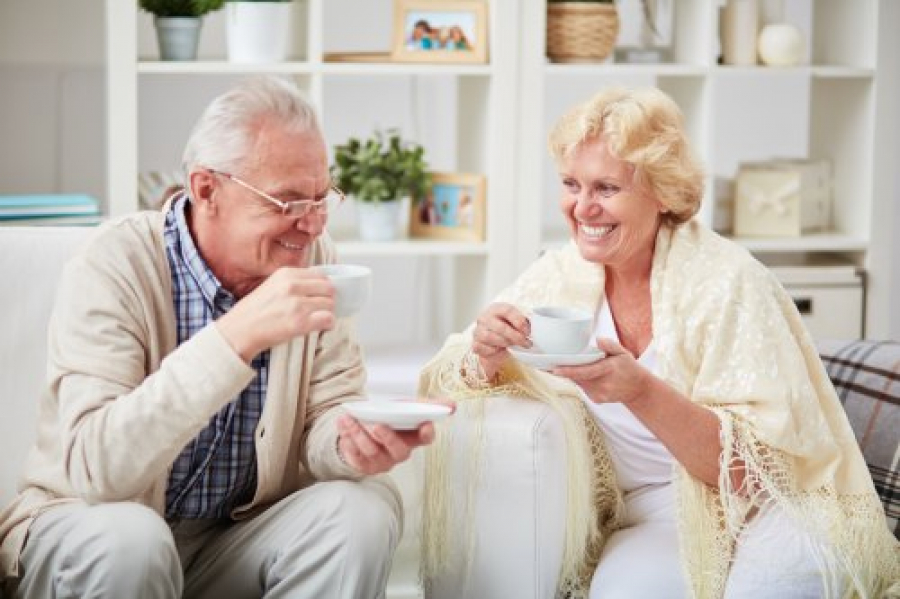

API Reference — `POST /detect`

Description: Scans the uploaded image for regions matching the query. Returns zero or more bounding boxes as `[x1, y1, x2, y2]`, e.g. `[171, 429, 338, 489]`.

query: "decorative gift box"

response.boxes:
[734, 159, 831, 237]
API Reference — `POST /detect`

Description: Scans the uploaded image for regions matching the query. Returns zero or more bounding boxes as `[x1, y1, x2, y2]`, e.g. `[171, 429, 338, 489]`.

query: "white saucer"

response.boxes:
[508, 346, 605, 370]
[343, 401, 453, 430]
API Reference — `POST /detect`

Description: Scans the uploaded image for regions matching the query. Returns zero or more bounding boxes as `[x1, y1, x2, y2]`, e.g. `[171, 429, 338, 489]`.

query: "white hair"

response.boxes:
[181, 76, 322, 182]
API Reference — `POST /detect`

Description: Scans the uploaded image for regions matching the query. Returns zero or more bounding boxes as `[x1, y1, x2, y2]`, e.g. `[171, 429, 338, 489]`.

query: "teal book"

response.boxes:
[0, 214, 103, 227]
[0, 194, 100, 218]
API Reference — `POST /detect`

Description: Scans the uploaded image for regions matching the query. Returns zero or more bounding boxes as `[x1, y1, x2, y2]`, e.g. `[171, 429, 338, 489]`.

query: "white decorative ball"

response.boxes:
[758, 23, 804, 67]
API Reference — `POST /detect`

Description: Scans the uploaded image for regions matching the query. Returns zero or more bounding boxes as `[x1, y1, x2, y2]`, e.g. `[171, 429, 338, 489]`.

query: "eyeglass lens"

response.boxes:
[283, 190, 343, 217]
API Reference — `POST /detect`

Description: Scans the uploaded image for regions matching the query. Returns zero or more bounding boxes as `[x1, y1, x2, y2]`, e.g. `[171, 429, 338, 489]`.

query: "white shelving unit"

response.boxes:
[106, 0, 520, 346]
[517, 0, 899, 337]
[106, 0, 899, 342]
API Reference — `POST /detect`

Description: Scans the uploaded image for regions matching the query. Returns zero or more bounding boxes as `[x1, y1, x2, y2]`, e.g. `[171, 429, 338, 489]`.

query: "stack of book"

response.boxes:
[0, 194, 102, 226]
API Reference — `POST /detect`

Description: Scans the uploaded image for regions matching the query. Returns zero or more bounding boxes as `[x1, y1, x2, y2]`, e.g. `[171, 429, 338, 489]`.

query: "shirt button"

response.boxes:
[258, 427, 266, 439]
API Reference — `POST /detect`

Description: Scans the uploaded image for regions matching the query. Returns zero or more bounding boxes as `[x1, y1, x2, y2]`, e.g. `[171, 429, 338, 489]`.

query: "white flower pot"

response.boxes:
[154, 17, 202, 61]
[356, 200, 403, 242]
[227, 2, 292, 64]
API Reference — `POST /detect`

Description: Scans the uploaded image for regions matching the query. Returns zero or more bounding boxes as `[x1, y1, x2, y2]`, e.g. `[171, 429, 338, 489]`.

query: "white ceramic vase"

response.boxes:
[758, 23, 804, 67]
[356, 200, 403, 242]
[720, 0, 759, 65]
[227, 2, 292, 63]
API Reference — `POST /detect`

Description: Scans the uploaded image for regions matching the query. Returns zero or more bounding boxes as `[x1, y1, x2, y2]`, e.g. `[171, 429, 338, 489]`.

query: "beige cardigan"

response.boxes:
[0, 209, 377, 580]
[419, 220, 899, 598]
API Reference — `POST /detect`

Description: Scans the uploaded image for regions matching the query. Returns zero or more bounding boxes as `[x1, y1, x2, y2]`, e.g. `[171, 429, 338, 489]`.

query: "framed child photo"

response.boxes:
[410, 172, 486, 242]
[391, 0, 488, 64]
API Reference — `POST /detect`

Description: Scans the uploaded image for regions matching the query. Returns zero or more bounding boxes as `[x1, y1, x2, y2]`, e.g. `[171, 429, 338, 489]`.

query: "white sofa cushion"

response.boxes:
[427, 396, 568, 599]
[0, 227, 91, 504]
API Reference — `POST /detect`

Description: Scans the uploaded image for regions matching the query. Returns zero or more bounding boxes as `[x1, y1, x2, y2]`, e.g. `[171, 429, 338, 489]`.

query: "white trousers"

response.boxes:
[589, 484, 838, 599]
[13, 479, 401, 599]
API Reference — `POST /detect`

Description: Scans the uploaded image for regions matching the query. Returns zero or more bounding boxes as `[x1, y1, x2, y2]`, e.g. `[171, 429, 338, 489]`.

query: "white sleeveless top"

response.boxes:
[579, 301, 674, 493]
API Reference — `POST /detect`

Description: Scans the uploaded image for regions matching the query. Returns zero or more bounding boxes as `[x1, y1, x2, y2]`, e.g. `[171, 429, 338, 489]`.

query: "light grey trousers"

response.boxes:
[11, 479, 401, 599]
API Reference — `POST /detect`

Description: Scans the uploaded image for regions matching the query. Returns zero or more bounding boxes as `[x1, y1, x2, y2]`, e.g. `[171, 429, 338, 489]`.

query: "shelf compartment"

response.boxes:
[729, 232, 867, 253]
[320, 62, 493, 77]
[710, 66, 874, 79]
[137, 61, 317, 75]
[334, 239, 488, 257]
[137, 61, 496, 77]
[544, 63, 707, 78]
[811, 0, 877, 69]
[810, 66, 875, 79]
[809, 78, 874, 244]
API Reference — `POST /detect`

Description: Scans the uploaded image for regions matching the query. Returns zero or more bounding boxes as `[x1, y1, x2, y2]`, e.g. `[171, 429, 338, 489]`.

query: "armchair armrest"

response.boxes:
[428, 395, 568, 599]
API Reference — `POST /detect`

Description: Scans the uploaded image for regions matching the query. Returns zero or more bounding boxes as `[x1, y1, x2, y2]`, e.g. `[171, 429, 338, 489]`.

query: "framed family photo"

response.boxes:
[410, 172, 486, 242]
[391, 0, 488, 64]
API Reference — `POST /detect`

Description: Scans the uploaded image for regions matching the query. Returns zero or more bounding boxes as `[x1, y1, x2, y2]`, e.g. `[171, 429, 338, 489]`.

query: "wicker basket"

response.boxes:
[547, 3, 620, 63]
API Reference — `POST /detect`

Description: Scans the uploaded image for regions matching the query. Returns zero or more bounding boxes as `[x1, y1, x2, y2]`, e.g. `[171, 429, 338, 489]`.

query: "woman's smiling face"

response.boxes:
[558, 137, 665, 271]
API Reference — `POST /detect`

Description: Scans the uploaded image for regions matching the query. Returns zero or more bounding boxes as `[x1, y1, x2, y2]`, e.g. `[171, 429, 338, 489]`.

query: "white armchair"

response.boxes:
[0, 227, 569, 599]
[422, 396, 569, 599]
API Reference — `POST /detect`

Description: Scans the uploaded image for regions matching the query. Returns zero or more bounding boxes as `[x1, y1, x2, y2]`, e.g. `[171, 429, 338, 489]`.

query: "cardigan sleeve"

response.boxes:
[300, 317, 367, 481]
[46, 237, 256, 504]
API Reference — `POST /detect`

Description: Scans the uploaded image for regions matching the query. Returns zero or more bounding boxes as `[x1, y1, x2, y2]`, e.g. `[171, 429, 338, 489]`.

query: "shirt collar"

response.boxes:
[171, 193, 235, 312]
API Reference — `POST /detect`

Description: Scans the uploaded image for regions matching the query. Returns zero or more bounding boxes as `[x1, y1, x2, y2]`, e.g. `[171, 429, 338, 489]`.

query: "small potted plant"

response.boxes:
[331, 130, 432, 242]
[139, 0, 225, 61]
[226, 0, 295, 63]
[546, 0, 620, 63]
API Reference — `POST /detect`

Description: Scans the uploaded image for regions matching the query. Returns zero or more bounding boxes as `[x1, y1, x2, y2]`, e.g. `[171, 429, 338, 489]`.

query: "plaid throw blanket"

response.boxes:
[817, 339, 900, 539]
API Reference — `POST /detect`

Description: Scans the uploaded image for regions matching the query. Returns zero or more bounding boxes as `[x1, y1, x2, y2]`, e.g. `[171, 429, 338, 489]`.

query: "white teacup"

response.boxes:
[528, 306, 593, 354]
[317, 264, 372, 317]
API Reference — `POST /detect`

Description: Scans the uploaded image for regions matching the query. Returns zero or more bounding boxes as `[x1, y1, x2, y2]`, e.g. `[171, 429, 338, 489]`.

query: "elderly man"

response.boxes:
[0, 76, 435, 598]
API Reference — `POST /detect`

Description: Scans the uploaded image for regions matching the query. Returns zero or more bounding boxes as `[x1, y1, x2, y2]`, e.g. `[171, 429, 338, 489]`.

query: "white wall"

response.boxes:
[0, 0, 105, 201]
[0, 0, 104, 66]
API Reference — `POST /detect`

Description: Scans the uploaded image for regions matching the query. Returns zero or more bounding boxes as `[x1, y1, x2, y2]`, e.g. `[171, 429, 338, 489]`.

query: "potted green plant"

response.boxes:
[226, 0, 295, 63]
[546, 0, 620, 63]
[139, 0, 225, 61]
[331, 130, 432, 242]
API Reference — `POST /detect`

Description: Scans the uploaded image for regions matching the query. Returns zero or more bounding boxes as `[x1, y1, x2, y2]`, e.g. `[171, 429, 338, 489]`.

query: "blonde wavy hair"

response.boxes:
[548, 86, 705, 226]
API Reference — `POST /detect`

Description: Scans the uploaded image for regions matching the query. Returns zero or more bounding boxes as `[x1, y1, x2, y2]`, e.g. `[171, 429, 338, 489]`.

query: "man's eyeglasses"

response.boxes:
[207, 168, 345, 217]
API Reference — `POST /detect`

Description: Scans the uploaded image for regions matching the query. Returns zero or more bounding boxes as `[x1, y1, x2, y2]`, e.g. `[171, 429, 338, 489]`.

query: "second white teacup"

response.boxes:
[317, 264, 372, 317]
[529, 306, 593, 354]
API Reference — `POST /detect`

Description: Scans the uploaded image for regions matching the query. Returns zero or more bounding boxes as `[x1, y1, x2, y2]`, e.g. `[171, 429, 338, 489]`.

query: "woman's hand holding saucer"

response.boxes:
[552, 337, 654, 407]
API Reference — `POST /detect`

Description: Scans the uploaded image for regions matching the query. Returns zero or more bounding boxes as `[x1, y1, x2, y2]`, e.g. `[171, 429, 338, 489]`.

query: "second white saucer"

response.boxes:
[343, 401, 453, 430]
[509, 345, 605, 370]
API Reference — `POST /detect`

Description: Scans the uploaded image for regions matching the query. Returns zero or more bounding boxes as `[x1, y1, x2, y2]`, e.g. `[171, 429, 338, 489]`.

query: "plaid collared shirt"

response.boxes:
[163, 193, 269, 520]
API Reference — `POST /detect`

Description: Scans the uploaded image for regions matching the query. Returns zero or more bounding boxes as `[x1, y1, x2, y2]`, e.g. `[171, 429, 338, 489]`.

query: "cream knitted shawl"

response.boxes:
[418, 220, 900, 598]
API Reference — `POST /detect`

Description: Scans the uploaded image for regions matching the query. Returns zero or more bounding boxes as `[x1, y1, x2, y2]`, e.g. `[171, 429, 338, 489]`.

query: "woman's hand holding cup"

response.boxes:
[471, 302, 531, 381]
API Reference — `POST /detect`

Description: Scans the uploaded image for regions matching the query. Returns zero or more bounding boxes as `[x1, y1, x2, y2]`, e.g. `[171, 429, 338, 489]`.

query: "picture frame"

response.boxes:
[391, 0, 488, 64]
[410, 173, 486, 242]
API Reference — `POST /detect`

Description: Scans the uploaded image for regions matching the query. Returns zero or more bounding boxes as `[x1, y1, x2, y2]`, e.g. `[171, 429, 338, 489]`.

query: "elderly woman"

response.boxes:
[418, 87, 899, 598]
